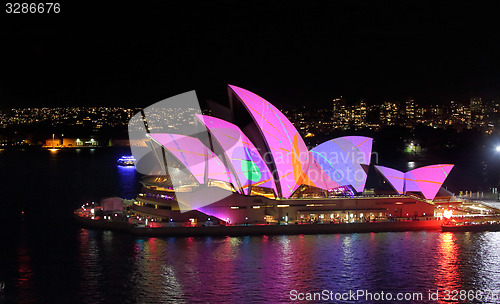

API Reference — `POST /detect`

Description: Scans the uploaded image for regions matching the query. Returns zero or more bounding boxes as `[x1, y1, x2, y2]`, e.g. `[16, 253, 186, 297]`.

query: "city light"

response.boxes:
[443, 209, 453, 219]
[1, 96, 499, 149]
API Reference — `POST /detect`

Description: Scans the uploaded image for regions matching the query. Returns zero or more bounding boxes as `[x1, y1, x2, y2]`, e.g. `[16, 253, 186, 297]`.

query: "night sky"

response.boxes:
[2, 1, 500, 109]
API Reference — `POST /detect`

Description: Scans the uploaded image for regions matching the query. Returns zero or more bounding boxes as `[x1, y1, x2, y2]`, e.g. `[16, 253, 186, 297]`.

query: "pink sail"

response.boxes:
[195, 114, 277, 196]
[302, 153, 340, 190]
[311, 136, 373, 192]
[375, 164, 454, 200]
[374, 165, 405, 194]
[149, 133, 233, 184]
[405, 164, 454, 199]
[229, 85, 310, 198]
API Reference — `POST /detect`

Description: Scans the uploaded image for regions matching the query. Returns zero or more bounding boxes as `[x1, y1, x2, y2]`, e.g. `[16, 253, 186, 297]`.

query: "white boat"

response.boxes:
[117, 155, 136, 166]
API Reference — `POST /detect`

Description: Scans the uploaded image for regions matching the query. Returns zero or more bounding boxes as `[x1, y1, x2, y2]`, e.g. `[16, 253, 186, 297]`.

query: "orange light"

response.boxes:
[443, 209, 453, 219]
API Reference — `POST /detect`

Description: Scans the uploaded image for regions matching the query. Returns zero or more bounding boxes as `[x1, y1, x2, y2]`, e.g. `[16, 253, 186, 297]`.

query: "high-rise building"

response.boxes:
[353, 100, 367, 127]
[332, 97, 349, 127]
[405, 98, 415, 120]
[404, 98, 415, 127]
[470, 97, 482, 113]
[470, 97, 484, 128]
[379, 101, 399, 125]
[448, 100, 466, 128]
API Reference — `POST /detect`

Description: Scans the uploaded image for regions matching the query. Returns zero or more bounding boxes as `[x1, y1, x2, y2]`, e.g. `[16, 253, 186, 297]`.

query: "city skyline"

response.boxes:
[1, 95, 498, 134]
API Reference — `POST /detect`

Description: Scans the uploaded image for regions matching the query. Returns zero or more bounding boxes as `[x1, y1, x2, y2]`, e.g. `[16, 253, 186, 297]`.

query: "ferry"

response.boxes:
[441, 218, 500, 232]
[117, 155, 136, 166]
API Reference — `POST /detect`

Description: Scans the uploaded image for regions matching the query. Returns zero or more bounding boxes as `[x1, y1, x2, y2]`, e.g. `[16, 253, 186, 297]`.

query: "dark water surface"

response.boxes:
[1, 149, 500, 303]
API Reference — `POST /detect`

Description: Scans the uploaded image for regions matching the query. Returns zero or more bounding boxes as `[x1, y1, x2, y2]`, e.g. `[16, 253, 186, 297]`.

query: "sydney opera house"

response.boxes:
[129, 85, 454, 226]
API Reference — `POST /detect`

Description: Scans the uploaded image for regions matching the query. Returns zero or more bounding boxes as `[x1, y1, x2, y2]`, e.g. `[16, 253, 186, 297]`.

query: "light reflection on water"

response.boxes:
[3, 149, 500, 303]
[14, 231, 492, 303]
[117, 165, 140, 200]
[15, 236, 35, 304]
[434, 233, 461, 292]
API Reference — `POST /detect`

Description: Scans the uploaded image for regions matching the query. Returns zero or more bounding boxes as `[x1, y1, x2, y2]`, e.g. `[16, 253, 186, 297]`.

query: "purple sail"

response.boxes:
[195, 114, 277, 196]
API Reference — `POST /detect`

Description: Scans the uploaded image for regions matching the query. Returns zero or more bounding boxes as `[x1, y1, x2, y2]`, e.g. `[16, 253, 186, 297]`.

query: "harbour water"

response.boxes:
[1, 148, 500, 303]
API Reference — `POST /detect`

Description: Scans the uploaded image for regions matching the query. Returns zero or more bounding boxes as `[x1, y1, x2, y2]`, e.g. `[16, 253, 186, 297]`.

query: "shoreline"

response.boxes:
[75, 216, 444, 237]
[0, 146, 127, 150]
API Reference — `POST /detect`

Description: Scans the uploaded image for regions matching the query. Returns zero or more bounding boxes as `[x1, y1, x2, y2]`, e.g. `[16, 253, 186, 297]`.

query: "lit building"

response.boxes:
[44, 139, 61, 147]
[379, 101, 400, 125]
[470, 96, 484, 128]
[44, 137, 99, 147]
[129, 85, 455, 226]
[353, 100, 367, 127]
[404, 98, 415, 126]
[332, 96, 349, 127]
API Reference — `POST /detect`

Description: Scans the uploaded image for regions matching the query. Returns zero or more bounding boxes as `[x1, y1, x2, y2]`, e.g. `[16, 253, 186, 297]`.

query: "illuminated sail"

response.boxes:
[404, 164, 454, 199]
[149, 133, 233, 184]
[229, 85, 310, 198]
[374, 165, 405, 194]
[375, 164, 454, 199]
[311, 136, 373, 192]
[195, 114, 277, 195]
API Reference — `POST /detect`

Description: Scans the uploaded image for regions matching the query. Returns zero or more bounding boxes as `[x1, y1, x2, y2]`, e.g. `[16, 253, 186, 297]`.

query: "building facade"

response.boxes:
[128, 85, 454, 226]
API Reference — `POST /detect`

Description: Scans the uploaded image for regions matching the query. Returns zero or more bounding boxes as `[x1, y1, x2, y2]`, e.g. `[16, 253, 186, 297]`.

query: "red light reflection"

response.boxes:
[434, 232, 462, 297]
